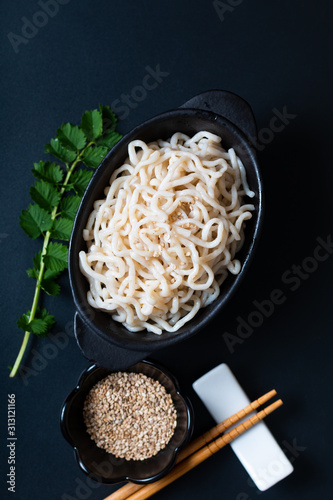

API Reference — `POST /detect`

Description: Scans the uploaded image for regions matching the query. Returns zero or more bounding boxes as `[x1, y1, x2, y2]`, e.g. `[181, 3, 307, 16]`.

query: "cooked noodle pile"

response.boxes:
[79, 131, 255, 334]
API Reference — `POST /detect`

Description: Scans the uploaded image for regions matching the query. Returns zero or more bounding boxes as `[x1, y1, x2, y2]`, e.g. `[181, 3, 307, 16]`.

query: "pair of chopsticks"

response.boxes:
[104, 390, 282, 500]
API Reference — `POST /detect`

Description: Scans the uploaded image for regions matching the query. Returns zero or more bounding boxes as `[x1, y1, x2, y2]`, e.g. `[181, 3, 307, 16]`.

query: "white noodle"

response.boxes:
[79, 131, 255, 334]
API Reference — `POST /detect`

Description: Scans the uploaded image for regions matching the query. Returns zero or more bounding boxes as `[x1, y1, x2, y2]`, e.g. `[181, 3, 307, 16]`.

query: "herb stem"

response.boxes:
[9, 332, 30, 378]
[9, 143, 93, 377]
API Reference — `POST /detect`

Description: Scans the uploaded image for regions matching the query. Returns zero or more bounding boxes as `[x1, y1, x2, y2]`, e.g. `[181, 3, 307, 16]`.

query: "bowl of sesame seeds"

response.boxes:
[60, 360, 193, 484]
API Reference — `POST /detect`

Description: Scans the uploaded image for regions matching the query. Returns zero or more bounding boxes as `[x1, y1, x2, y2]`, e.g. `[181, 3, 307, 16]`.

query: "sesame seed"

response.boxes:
[83, 372, 177, 461]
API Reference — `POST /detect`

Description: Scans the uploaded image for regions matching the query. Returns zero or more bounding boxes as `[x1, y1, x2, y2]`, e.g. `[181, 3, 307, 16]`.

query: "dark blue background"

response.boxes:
[1, 1, 332, 499]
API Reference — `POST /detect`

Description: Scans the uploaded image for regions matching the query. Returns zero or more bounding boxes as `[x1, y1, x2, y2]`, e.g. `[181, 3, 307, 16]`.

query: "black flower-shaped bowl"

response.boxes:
[60, 360, 193, 484]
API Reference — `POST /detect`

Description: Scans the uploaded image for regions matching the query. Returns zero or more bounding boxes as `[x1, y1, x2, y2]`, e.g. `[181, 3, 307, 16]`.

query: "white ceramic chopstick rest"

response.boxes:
[192, 363, 293, 491]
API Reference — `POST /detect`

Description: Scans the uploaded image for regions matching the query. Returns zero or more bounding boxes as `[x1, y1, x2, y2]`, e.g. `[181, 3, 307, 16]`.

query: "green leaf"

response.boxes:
[17, 308, 55, 337]
[81, 146, 108, 168]
[41, 269, 62, 294]
[17, 311, 30, 330]
[17, 312, 35, 333]
[100, 105, 117, 132]
[81, 110, 103, 141]
[44, 242, 68, 272]
[20, 204, 52, 239]
[26, 251, 42, 278]
[32, 161, 64, 184]
[26, 267, 61, 287]
[71, 170, 93, 197]
[51, 217, 73, 241]
[45, 138, 77, 163]
[33, 251, 43, 270]
[30, 181, 61, 212]
[44, 268, 61, 280]
[38, 308, 55, 333]
[27, 253, 62, 284]
[30, 319, 49, 336]
[56, 123, 87, 151]
[59, 195, 81, 220]
[97, 131, 122, 149]
[26, 267, 38, 279]
[41, 278, 60, 296]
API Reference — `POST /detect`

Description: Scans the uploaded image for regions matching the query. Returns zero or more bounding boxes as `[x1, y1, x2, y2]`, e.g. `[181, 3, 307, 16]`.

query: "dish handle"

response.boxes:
[74, 312, 151, 370]
[180, 90, 257, 145]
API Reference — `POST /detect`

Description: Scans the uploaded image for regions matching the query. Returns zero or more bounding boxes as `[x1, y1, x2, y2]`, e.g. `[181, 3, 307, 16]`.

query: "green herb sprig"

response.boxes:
[9, 106, 122, 378]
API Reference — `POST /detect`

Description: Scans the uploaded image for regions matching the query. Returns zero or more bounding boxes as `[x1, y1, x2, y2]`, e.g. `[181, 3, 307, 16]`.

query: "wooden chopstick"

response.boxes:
[121, 399, 283, 500]
[104, 390, 277, 500]
[177, 389, 277, 462]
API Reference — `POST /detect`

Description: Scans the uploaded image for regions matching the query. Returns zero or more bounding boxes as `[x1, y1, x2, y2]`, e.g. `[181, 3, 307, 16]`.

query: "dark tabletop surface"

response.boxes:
[1, 1, 333, 499]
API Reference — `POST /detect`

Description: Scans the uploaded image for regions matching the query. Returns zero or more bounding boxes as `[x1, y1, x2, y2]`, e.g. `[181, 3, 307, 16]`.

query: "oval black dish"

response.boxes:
[60, 360, 193, 484]
[69, 89, 264, 369]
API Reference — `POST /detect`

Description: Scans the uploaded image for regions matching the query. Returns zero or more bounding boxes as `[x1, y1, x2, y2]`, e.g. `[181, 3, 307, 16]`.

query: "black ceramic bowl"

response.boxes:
[60, 360, 193, 484]
[69, 90, 264, 369]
